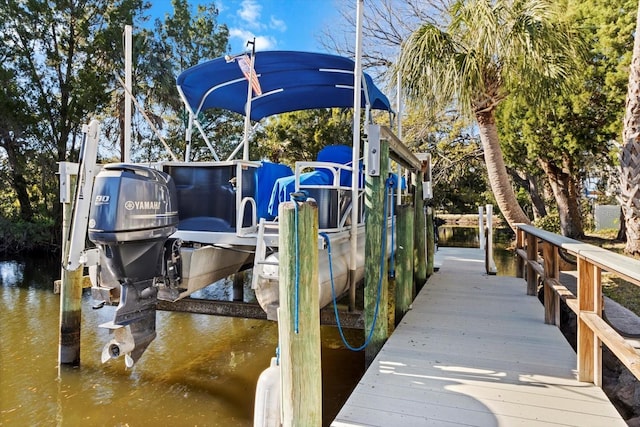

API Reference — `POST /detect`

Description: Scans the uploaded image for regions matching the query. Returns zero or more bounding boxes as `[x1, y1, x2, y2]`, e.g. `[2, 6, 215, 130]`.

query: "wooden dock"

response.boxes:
[333, 247, 626, 426]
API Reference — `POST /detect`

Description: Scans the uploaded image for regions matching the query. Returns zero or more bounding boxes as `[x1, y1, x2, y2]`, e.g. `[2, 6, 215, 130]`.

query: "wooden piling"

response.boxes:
[58, 168, 83, 366]
[232, 271, 244, 302]
[414, 172, 427, 291]
[58, 168, 82, 366]
[426, 206, 435, 277]
[278, 200, 322, 426]
[395, 204, 414, 325]
[364, 135, 389, 367]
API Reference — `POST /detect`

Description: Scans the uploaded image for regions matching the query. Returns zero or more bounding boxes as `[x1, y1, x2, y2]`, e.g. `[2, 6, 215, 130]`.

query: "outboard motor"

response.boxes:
[88, 163, 178, 367]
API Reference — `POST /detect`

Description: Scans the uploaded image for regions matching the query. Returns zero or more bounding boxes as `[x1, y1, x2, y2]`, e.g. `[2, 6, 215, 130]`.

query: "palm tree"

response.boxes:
[397, 0, 577, 231]
[620, 0, 640, 255]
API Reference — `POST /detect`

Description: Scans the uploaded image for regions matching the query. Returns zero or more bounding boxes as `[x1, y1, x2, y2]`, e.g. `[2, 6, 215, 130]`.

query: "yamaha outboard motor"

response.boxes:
[88, 163, 178, 367]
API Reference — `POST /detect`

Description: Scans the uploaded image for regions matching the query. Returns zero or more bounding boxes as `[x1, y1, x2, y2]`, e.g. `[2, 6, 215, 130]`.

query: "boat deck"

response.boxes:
[332, 247, 626, 426]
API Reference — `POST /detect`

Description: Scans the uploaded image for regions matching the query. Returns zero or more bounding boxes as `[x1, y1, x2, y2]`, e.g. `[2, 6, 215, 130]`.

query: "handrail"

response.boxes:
[379, 125, 422, 171]
[515, 224, 640, 387]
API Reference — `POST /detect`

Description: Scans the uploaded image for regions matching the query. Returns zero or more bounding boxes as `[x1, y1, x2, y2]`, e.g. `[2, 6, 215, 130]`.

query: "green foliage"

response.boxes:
[397, 0, 580, 119]
[252, 109, 354, 166]
[534, 211, 561, 233]
[99, 0, 233, 163]
[0, 215, 57, 255]
[497, 0, 635, 235]
[400, 101, 492, 213]
[1, 0, 234, 253]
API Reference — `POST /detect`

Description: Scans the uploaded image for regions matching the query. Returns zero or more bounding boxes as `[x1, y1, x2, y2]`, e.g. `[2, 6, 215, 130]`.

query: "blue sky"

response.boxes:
[153, 0, 342, 54]
[220, 0, 341, 53]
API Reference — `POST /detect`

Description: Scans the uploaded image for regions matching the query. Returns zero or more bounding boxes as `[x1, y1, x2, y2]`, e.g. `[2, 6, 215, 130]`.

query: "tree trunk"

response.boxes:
[538, 158, 584, 238]
[512, 169, 547, 220]
[619, 0, 640, 255]
[476, 110, 531, 231]
[528, 173, 547, 221]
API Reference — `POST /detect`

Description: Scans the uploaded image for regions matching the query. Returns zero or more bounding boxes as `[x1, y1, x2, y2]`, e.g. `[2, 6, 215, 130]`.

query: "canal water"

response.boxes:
[0, 256, 363, 426]
[437, 225, 517, 276]
[1, 226, 516, 426]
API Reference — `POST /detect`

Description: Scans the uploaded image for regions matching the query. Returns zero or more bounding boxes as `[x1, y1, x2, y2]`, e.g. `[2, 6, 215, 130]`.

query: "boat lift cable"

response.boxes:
[322, 177, 393, 352]
[114, 73, 178, 161]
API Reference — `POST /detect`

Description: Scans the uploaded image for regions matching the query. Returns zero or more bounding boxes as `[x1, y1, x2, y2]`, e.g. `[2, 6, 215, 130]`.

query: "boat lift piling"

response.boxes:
[58, 164, 82, 366]
[364, 125, 390, 366]
[426, 206, 435, 276]
[395, 204, 414, 325]
[58, 121, 100, 367]
[277, 199, 322, 426]
[414, 172, 427, 291]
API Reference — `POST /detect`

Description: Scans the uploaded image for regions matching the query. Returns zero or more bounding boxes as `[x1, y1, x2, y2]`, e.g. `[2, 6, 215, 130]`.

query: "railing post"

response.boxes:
[278, 200, 321, 426]
[526, 233, 538, 296]
[478, 205, 485, 250]
[515, 228, 525, 278]
[542, 243, 559, 325]
[577, 258, 602, 385]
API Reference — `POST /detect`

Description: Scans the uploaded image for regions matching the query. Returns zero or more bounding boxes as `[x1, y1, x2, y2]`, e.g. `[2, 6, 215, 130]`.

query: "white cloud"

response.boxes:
[254, 35, 276, 50]
[229, 27, 276, 51]
[269, 16, 286, 32]
[238, 0, 261, 27]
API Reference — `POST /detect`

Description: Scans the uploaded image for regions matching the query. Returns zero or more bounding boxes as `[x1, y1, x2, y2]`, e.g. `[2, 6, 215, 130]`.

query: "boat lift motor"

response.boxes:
[88, 163, 179, 367]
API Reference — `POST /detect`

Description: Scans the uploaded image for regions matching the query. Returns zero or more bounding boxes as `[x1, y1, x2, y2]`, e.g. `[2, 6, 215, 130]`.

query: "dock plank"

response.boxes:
[333, 247, 626, 427]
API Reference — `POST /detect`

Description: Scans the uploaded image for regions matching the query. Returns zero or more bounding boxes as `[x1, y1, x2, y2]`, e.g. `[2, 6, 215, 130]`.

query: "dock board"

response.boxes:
[333, 247, 626, 426]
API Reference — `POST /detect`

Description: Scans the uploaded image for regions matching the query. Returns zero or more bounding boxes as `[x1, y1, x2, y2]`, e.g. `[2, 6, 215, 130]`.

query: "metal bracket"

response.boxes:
[366, 124, 381, 176]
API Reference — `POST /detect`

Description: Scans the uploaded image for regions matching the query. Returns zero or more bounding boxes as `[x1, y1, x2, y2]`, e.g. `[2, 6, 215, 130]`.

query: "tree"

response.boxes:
[252, 109, 353, 166]
[0, 0, 149, 224]
[322, 0, 453, 70]
[620, 0, 640, 255]
[498, 0, 635, 238]
[99, 0, 233, 163]
[397, 0, 579, 231]
[0, 66, 35, 220]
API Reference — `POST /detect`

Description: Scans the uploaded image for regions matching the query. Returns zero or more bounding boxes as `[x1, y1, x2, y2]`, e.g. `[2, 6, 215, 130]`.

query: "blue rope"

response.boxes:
[322, 177, 393, 351]
[293, 201, 299, 334]
[290, 191, 308, 334]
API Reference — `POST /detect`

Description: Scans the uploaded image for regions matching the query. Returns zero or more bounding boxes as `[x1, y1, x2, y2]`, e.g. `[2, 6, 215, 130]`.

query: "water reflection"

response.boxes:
[437, 225, 517, 276]
[0, 258, 363, 426]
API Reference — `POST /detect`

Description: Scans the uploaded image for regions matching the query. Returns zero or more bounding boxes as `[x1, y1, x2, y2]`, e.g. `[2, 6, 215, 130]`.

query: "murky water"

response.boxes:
[437, 225, 517, 276]
[0, 256, 364, 426]
[1, 228, 518, 426]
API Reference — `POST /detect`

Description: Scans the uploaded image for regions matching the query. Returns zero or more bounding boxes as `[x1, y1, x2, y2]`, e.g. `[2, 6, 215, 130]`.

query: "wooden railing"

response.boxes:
[515, 224, 640, 386]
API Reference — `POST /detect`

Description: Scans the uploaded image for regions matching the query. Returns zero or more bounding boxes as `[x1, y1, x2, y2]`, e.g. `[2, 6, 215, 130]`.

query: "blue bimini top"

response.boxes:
[176, 51, 392, 121]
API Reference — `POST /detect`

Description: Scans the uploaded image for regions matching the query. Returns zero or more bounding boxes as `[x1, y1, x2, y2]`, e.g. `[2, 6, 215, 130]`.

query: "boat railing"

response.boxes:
[294, 161, 355, 191]
[293, 160, 363, 233]
[515, 223, 640, 386]
[234, 160, 260, 236]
